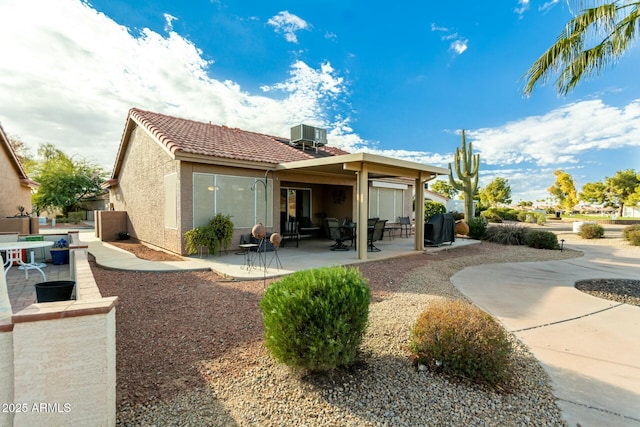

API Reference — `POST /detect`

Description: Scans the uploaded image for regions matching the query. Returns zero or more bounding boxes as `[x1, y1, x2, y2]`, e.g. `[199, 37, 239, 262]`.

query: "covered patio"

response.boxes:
[275, 152, 450, 261]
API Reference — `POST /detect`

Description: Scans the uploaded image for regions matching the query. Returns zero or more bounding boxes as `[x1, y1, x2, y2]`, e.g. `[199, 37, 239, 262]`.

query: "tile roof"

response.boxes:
[128, 108, 349, 165]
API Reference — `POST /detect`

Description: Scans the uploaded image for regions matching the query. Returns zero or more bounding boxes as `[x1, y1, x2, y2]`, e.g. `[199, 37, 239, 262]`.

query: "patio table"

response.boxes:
[1, 240, 54, 281]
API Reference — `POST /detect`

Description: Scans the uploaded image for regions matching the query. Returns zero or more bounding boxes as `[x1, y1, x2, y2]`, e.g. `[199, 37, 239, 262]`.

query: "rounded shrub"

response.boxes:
[626, 230, 640, 246]
[524, 230, 559, 249]
[578, 223, 604, 239]
[259, 266, 370, 372]
[409, 299, 512, 386]
[622, 224, 640, 241]
[467, 217, 488, 240]
[483, 224, 528, 245]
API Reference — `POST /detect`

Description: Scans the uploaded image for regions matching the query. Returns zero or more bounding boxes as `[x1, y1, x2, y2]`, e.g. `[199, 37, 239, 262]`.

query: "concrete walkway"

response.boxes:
[81, 231, 477, 279]
[452, 239, 640, 426]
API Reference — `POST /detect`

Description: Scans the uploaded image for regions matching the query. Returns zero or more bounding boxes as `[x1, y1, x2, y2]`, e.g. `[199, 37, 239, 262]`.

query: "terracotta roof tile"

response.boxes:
[129, 108, 348, 164]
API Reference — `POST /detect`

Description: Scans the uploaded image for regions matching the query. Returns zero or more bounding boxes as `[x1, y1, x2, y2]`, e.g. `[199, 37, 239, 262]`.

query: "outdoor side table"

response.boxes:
[238, 244, 258, 271]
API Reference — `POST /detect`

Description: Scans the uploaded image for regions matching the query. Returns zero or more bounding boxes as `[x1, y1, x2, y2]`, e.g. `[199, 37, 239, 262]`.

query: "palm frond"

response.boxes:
[522, 1, 639, 97]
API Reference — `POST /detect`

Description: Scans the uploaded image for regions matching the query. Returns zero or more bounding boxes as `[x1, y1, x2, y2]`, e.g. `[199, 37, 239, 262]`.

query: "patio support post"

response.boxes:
[415, 174, 426, 251]
[357, 164, 369, 260]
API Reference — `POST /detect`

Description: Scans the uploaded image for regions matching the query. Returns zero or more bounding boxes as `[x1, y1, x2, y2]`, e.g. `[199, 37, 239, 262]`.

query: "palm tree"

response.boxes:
[523, 1, 640, 97]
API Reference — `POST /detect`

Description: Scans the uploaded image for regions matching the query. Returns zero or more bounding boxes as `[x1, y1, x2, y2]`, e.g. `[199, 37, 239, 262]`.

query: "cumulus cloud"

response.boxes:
[468, 99, 640, 166]
[267, 11, 309, 43]
[0, 0, 348, 170]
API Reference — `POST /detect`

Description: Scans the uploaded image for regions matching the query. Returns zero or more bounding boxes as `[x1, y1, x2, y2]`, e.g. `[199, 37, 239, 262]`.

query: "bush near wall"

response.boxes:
[259, 266, 370, 372]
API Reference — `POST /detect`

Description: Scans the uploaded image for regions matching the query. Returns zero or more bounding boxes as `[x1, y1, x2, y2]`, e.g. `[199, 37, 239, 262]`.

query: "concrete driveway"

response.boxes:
[452, 224, 640, 426]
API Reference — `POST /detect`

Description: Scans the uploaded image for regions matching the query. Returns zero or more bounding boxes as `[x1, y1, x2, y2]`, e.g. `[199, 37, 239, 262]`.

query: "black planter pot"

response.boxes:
[35, 280, 75, 303]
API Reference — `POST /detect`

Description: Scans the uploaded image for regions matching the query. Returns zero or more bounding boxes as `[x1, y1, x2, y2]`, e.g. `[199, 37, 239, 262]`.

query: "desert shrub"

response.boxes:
[409, 299, 512, 386]
[622, 224, 640, 241]
[480, 209, 502, 223]
[424, 200, 446, 221]
[467, 217, 487, 240]
[483, 224, 529, 245]
[516, 211, 528, 222]
[525, 230, 559, 249]
[578, 223, 604, 239]
[626, 230, 640, 246]
[68, 212, 84, 223]
[259, 266, 370, 372]
[499, 209, 517, 221]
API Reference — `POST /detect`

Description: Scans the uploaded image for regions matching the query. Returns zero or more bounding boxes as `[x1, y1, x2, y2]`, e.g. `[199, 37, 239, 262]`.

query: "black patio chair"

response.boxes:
[398, 216, 412, 237]
[281, 220, 300, 247]
[368, 219, 387, 252]
[326, 218, 350, 251]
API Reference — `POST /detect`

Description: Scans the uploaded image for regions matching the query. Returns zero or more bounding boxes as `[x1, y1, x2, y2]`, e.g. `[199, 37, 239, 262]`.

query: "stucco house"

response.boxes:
[105, 108, 448, 260]
[0, 123, 38, 228]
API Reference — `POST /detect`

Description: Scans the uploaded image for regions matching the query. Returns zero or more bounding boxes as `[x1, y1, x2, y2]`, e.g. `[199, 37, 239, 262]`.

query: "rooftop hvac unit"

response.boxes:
[290, 124, 327, 151]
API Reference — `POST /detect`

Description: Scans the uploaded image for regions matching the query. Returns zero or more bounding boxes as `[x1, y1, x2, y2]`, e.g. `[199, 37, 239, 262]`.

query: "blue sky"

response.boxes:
[1, 0, 638, 204]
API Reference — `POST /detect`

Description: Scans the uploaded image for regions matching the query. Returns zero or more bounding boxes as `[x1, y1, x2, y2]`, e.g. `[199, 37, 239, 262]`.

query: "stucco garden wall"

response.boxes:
[110, 126, 180, 253]
[1, 250, 117, 427]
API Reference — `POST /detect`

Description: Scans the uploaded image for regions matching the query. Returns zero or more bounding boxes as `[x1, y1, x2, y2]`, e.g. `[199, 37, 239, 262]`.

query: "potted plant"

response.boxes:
[50, 238, 70, 265]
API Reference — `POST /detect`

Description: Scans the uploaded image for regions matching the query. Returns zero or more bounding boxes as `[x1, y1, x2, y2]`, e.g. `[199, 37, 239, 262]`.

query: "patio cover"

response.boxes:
[276, 153, 449, 260]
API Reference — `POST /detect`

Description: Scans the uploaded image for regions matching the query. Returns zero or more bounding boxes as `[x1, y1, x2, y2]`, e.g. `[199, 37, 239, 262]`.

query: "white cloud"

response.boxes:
[514, 0, 530, 17]
[468, 99, 640, 167]
[0, 0, 348, 170]
[267, 11, 309, 43]
[450, 39, 468, 54]
[431, 22, 468, 56]
[539, 0, 560, 13]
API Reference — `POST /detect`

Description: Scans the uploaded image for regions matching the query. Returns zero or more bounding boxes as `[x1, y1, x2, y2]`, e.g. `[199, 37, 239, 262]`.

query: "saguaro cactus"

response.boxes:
[448, 130, 480, 221]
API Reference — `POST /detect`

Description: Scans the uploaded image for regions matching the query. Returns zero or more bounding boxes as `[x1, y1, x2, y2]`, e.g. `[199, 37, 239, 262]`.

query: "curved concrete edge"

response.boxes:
[451, 243, 640, 426]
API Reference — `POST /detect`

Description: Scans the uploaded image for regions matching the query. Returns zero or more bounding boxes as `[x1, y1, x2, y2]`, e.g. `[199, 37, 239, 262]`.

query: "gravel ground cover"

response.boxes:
[93, 242, 586, 426]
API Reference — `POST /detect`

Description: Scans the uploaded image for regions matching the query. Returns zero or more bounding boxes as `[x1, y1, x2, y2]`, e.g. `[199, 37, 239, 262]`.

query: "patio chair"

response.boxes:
[367, 219, 387, 252]
[326, 218, 350, 251]
[398, 216, 412, 237]
[281, 220, 300, 247]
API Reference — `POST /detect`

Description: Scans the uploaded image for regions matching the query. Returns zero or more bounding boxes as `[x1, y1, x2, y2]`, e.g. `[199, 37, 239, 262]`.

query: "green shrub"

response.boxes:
[578, 223, 604, 239]
[467, 217, 487, 240]
[483, 224, 529, 245]
[622, 224, 640, 241]
[480, 209, 502, 223]
[259, 266, 370, 372]
[525, 230, 559, 249]
[183, 213, 234, 255]
[68, 212, 84, 223]
[424, 200, 446, 221]
[627, 230, 640, 246]
[516, 211, 528, 222]
[409, 299, 512, 386]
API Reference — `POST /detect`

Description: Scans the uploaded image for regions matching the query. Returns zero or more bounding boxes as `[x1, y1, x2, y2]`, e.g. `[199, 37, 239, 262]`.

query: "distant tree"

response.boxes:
[8, 135, 33, 168]
[479, 177, 512, 208]
[523, 1, 640, 97]
[579, 181, 611, 205]
[548, 170, 578, 212]
[605, 169, 640, 216]
[30, 143, 106, 216]
[429, 180, 459, 199]
[518, 200, 533, 207]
